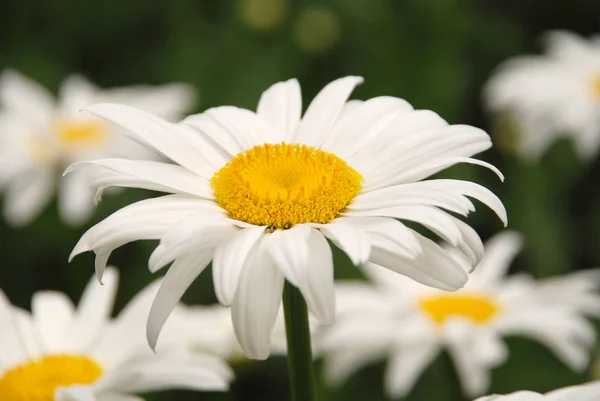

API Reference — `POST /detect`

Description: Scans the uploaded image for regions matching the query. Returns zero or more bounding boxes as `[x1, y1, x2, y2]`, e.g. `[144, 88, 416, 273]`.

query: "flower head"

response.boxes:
[320, 231, 600, 397]
[474, 381, 600, 401]
[0, 69, 195, 226]
[69, 76, 506, 360]
[485, 31, 600, 160]
[0, 268, 233, 401]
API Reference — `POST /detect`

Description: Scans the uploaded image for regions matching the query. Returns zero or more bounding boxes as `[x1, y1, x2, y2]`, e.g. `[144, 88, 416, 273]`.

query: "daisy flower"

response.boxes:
[0, 267, 233, 401]
[68, 76, 506, 360]
[319, 231, 600, 397]
[485, 31, 600, 160]
[0, 69, 195, 226]
[475, 381, 600, 401]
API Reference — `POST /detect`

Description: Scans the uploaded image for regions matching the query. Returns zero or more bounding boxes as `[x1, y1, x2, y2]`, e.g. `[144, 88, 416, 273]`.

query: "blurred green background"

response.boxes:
[2, 0, 600, 400]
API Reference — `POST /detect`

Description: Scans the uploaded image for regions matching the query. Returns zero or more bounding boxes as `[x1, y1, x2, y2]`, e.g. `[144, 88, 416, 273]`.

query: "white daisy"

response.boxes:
[319, 231, 600, 398]
[485, 30, 600, 160]
[171, 304, 313, 362]
[68, 76, 506, 360]
[0, 69, 195, 226]
[0, 267, 233, 401]
[475, 381, 600, 401]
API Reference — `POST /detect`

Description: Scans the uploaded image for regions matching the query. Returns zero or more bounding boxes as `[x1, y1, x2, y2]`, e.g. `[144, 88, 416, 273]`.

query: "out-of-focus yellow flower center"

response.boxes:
[419, 293, 499, 325]
[0, 355, 103, 401]
[593, 74, 600, 99]
[211, 142, 363, 228]
[54, 118, 107, 149]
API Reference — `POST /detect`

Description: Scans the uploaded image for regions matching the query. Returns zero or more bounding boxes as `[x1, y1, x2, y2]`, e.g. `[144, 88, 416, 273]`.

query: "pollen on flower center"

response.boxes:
[419, 293, 499, 325]
[210, 142, 363, 228]
[0, 354, 103, 401]
[54, 118, 108, 149]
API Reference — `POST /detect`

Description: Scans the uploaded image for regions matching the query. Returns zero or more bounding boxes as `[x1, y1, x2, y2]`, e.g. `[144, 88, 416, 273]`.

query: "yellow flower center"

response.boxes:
[54, 118, 108, 149]
[419, 293, 499, 325]
[593, 74, 600, 99]
[211, 142, 363, 228]
[0, 355, 103, 401]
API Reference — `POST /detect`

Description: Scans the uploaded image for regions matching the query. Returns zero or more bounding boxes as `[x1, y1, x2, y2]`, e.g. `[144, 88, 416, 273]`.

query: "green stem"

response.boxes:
[283, 281, 316, 401]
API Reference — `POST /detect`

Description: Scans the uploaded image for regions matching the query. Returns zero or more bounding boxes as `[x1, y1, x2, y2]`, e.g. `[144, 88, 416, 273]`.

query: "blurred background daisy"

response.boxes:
[2, 1, 600, 401]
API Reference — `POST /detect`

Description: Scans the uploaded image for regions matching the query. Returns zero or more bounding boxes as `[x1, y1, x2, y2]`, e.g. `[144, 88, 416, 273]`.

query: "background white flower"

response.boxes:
[0, 267, 233, 401]
[0, 69, 195, 226]
[68, 76, 505, 360]
[475, 381, 600, 401]
[485, 31, 600, 160]
[319, 231, 600, 398]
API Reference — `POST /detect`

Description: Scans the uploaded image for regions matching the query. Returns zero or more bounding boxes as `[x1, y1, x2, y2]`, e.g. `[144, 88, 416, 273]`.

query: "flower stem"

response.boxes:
[283, 281, 315, 401]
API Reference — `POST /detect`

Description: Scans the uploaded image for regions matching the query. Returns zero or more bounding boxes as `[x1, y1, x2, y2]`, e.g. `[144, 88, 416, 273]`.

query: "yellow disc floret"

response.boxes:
[593, 74, 600, 99]
[54, 118, 108, 149]
[211, 142, 363, 228]
[419, 293, 499, 325]
[0, 354, 103, 401]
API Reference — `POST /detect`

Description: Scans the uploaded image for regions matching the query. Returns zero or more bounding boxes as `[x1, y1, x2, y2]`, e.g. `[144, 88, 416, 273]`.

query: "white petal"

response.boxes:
[367, 231, 469, 291]
[55, 385, 95, 401]
[256, 78, 302, 142]
[65, 158, 214, 202]
[320, 96, 413, 157]
[474, 392, 545, 401]
[96, 393, 144, 401]
[0, 69, 54, 126]
[67, 268, 119, 352]
[101, 82, 196, 121]
[232, 241, 284, 360]
[323, 343, 389, 385]
[342, 216, 421, 259]
[57, 74, 98, 113]
[3, 169, 54, 227]
[102, 353, 232, 393]
[468, 231, 524, 288]
[148, 213, 236, 272]
[70, 195, 220, 263]
[297, 229, 335, 324]
[294, 76, 364, 146]
[31, 291, 75, 352]
[0, 291, 28, 368]
[264, 224, 311, 287]
[84, 103, 213, 176]
[350, 179, 507, 226]
[546, 381, 600, 401]
[384, 343, 440, 398]
[147, 249, 214, 349]
[212, 225, 266, 305]
[58, 170, 96, 226]
[312, 218, 371, 266]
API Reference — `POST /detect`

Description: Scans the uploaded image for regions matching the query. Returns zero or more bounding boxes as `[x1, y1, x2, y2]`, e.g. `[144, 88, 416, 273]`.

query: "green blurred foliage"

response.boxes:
[2, 0, 600, 400]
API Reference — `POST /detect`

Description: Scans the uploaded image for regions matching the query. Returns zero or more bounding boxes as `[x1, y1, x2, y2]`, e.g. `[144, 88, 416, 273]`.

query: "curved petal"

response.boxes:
[67, 268, 119, 352]
[58, 169, 96, 226]
[367, 231, 470, 291]
[212, 225, 266, 305]
[546, 381, 600, 401]
[320, 96, 413, 158]
[0, 69, 54, 125]
[0, 291, 28, 367]
[147, 249, 214, 349]
[312, 218, 371, 266]
[70, 195, 221, 260]
[65, 158, 214, 201]
[84, 103, 213, 176]
[297, 229, 335, 324]
[232, 241, 284, 360]
[468, 231, 524, 288]
[256, 78, 302, 142]
[31, 291, 75, 353]
[148, 213, 237, 272]
[264, 224, 311, 287]
[349, 179, 508, 227]
[384, 343, 440, 398]
[294, 76, 364, 146]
